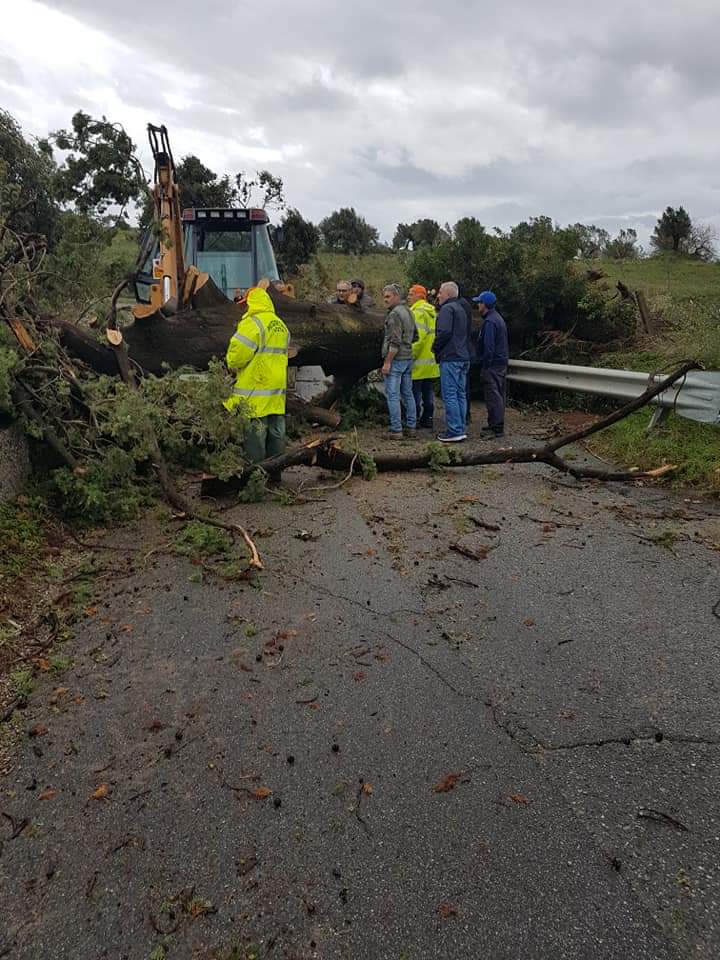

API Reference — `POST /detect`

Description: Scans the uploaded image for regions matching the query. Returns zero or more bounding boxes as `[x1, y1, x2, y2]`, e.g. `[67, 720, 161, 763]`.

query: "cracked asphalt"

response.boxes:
[2, 405, 720, 959]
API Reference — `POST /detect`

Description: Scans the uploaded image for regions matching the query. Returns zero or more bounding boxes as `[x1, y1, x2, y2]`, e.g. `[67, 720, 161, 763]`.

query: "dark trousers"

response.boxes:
[412, 378, 436, 426]
[244, 414, 286, 463]
[481, 366, 506, 432]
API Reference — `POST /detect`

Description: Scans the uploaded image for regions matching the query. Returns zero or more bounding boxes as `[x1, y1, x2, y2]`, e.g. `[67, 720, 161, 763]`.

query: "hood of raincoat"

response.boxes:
[243, 287, 276, 318]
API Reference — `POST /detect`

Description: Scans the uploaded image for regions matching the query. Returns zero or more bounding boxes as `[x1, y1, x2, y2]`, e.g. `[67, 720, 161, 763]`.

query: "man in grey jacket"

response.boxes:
[381, 283, 417, 438]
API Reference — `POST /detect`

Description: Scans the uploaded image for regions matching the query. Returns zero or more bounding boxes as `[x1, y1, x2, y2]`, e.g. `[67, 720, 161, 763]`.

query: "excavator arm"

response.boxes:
[132, 124, 208, 320]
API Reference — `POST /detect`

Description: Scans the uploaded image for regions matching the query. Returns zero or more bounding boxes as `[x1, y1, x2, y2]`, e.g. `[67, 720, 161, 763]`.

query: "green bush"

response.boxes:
[576, 285, 637, 342]
[407, 216, 623, 352]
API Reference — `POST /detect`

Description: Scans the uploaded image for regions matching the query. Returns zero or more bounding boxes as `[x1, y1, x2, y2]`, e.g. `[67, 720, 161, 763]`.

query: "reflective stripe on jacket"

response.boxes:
[223, 288, 290, 418]
[410, 299, 440, 380]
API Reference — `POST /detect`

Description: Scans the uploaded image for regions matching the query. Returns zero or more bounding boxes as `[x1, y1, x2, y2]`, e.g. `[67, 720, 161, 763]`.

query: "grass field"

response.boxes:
[589, 411, 719, 494]
[292, 251, 407, 302]
[594, 254, 720, 304]
[298, 250, 720, 314]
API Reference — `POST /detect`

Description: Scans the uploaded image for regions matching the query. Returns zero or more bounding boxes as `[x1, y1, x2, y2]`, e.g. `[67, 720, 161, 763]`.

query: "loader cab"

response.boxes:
[133, 207, 280, 304]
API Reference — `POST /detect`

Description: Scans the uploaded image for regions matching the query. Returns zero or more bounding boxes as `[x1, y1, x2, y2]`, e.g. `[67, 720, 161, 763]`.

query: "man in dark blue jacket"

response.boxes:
[432, 281, 473, 442]
[472, 290, 509, 438]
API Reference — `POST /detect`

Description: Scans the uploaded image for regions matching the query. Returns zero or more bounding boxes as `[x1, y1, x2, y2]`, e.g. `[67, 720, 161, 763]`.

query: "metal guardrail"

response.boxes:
[507, 360, 720, 425]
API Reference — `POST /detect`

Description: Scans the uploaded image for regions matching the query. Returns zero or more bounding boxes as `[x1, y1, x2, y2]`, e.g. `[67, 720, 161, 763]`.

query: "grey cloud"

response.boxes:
[0, 54, 24, 85]
[15, 0, 720, 246]
[258, 79, 358, 116]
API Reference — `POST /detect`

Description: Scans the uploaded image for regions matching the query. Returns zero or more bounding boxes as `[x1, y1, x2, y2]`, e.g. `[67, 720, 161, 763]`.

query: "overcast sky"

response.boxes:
[2, 0, 719, 245]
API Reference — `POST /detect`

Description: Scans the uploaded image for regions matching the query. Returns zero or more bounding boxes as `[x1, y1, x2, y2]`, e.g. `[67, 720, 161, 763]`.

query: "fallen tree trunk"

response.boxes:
[48, 286, 386, 384]
[286, 395, 341, 428]
[201, 360, 696, 494]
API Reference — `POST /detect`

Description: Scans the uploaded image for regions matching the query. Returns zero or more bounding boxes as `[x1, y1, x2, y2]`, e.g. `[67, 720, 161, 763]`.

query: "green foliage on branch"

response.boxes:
[7, 334, 251, 524]
[175, 520, 232, 558]
[50, 111, 146, 219]
[0, 110, 58, 243]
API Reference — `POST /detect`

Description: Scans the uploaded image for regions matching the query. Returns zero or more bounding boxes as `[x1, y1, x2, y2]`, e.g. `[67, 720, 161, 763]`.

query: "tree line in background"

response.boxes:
[1, 107, 717, 327]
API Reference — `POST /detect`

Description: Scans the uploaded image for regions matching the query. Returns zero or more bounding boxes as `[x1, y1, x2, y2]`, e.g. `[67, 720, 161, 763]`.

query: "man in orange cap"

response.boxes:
[407, 284, 440, 429]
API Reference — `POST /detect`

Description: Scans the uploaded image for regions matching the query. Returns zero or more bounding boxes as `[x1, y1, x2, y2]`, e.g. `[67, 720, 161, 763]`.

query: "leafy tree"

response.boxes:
[0, 109, 58, 243]
[684, 222, 718, 261]
[319, 207, 379, 254]
[569, 223, 610, 259]
[272, 208, 319, 275]
[49, 111, 146, 220]
[393, 222, 414, 250]
[176, 155, 236, 210]
[392, 218, 441, 250]
[235, 170, 285, 210]
[604, 228, 640, 260]
[413, 218, 441, 247]
[651, 206, 692, 253]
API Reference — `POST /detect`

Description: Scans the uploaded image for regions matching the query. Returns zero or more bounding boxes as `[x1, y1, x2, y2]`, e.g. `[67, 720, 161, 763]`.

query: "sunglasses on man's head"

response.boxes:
[351, 282, 362, 288]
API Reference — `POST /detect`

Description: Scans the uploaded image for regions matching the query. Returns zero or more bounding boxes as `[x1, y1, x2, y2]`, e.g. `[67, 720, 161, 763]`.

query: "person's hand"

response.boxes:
[381, 363, 391, 377]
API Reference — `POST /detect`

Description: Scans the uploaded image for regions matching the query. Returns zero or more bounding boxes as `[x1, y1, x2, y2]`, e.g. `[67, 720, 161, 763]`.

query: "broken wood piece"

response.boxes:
[286, 394, 341, 428]
[468, 517, 501, 532]
[450, 543, 489, 562]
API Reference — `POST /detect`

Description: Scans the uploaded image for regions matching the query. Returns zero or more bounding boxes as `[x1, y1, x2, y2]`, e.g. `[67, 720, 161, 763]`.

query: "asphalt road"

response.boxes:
[2, 407, 719, 959]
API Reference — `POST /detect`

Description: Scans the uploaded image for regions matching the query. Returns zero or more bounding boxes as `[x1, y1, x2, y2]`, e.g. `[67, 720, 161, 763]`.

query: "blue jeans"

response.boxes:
[440, 360, 470, 436]
[385, 358, 417, 433]
[412, 378, 436, 426]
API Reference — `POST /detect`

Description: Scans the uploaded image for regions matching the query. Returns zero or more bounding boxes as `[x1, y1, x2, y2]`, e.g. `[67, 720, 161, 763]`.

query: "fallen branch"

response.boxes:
[244, 359, 698, 484]
[11, 381, 82, 472]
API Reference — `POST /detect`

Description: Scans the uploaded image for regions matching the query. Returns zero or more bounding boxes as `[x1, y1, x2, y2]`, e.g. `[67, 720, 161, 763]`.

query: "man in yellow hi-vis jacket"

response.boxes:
[224, 287, 290, 463]
[408, 284, 440, 429]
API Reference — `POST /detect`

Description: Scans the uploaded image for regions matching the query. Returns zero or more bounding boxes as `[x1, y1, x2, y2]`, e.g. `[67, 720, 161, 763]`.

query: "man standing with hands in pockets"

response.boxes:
[432, 281, 473, 442]
[473, 290, 509, 439]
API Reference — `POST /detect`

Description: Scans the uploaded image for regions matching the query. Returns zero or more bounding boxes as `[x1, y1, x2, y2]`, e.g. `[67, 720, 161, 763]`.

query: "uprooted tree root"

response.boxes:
[205, 360, 697, 493]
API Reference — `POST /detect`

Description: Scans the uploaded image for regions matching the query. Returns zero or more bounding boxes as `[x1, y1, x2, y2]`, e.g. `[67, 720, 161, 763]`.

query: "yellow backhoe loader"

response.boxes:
[131, 124, 291, 322]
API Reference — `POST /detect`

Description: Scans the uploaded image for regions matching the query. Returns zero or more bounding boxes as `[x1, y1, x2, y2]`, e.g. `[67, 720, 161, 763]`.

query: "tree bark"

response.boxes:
[48, 287, 386, 385]
[286, 395, 342, 427]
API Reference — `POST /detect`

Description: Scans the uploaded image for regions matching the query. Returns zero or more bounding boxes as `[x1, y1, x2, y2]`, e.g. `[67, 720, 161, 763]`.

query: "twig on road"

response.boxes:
[637, 807, 689, 832]
[355, 782, 371, 837]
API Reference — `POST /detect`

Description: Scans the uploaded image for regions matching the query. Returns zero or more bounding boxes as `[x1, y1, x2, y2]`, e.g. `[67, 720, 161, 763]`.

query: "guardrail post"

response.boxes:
[646, 406, 670, 431]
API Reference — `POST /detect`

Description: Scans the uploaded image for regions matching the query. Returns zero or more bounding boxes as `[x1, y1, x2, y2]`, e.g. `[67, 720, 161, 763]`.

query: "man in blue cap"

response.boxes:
[472, 290, 508, 438]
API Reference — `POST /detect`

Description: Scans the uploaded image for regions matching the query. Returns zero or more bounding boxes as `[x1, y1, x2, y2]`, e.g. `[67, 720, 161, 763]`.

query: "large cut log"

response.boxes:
[48, 287, 386, 384]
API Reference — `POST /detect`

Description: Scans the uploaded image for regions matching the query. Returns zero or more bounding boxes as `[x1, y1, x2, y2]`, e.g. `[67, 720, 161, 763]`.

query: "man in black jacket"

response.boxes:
[432, 281, 473, 442]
